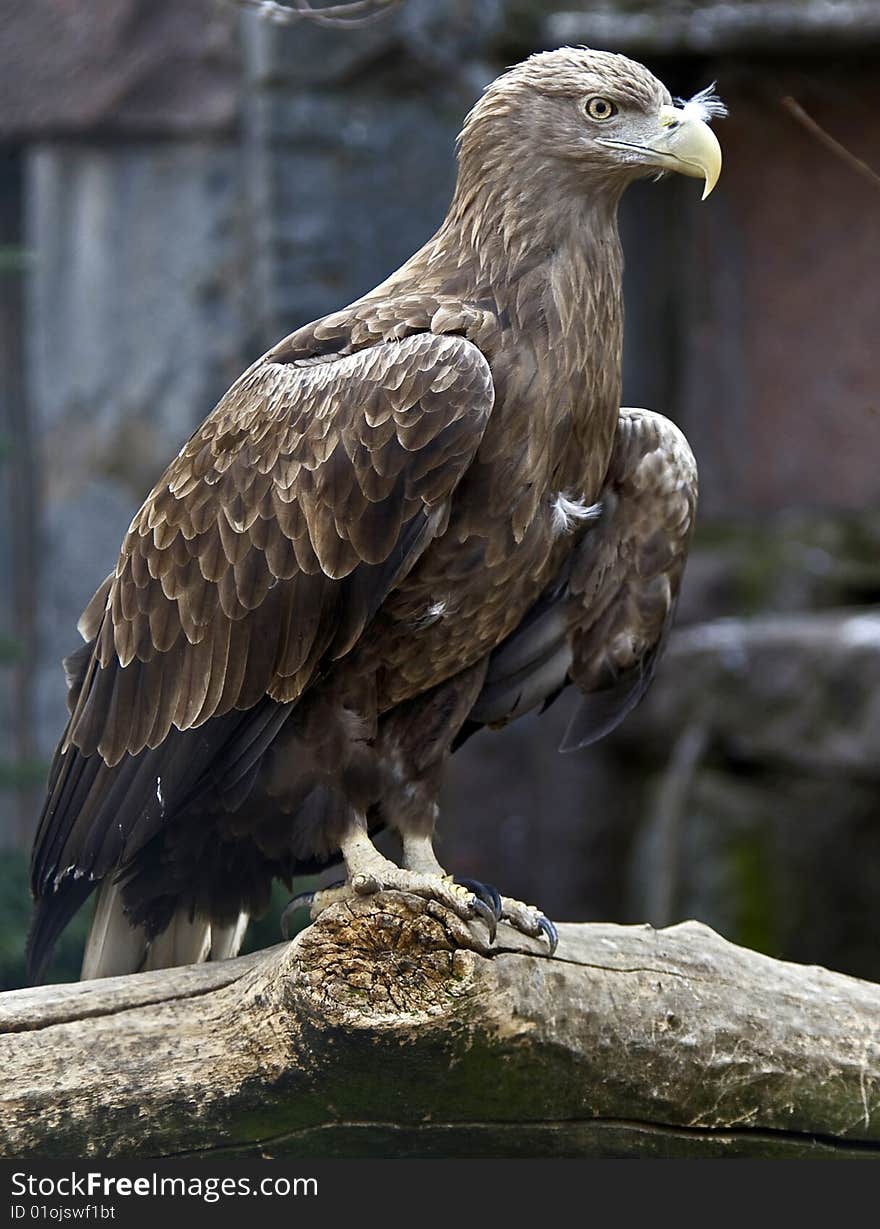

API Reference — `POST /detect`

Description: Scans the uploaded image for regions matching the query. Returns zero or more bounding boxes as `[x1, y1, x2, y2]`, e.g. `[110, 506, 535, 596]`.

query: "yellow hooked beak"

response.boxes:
[653, 104, 723, 199]
[596, 102, 723, 200]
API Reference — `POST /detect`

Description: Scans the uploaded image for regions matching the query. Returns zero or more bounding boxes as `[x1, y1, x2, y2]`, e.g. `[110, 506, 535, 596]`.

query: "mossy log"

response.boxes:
[1, 893, 879, 1159]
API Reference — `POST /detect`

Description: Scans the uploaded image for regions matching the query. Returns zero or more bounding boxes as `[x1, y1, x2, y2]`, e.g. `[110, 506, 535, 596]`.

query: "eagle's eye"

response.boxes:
[584, 96, 617, 121]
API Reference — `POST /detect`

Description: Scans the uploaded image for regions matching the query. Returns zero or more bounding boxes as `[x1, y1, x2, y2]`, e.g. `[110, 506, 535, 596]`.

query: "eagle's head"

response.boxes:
[459, 46, 724, 203]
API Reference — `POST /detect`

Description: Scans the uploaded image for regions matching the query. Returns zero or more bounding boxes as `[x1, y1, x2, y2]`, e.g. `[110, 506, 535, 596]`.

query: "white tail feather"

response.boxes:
[81, 880, 250, 979]
[81, 879, 149, 980]
[142, 914, 212, 972]
[209, 911, 250, 962]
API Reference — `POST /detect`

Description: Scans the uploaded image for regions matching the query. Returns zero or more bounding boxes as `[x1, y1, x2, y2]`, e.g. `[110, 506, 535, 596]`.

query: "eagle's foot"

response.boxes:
[282, 865, 498, 940]
[498, 896, 559, 954]
[357, 867, 498, 939]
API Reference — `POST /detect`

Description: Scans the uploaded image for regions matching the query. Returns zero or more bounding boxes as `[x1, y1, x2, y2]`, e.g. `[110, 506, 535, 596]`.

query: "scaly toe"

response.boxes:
[499, 896, 559, 954]
[283, 868, 499, 943]
[430, 875, 495, 937]
[351, 872, 381, 896]
[393, 872, 497, 940]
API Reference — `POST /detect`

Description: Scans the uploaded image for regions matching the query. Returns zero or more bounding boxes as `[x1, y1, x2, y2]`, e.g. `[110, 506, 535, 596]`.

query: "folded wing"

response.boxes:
[464, 408, 697, 748]
[29, 332, 494, 977]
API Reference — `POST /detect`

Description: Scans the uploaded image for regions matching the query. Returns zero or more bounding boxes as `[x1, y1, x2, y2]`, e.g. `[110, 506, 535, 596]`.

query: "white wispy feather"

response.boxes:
[551, 493, 602, 535]
[411, 600, 450, 629]
[676, 84, 728, 124]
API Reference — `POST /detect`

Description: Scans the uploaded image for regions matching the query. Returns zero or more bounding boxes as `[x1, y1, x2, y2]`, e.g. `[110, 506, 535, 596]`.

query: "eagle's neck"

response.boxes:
[445, 158, 621, 275]
[438, 160, 623, 355]
[432, 166, 626, 479]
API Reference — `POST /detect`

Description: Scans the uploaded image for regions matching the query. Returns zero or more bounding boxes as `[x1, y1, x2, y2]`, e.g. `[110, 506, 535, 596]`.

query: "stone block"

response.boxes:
[624, 611, 880, 775]
[629, 766, 880, 981]
[1, 0, 240, 138]
[25, 141, 250, 760]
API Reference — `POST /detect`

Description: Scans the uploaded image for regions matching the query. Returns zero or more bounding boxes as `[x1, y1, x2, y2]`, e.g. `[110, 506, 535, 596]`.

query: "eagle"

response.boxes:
[27, 48, 722, 982]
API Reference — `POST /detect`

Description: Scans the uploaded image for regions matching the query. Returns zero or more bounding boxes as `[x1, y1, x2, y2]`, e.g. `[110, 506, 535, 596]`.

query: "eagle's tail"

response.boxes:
[80, 879, 249, 980]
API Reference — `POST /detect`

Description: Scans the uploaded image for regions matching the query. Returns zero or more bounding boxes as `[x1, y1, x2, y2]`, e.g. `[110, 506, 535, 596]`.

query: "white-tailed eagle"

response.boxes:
[28, 48, 722, 980]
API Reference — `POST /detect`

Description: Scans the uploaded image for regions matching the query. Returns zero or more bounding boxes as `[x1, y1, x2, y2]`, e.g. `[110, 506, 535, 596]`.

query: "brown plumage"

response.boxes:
[28, 48, 721, 981]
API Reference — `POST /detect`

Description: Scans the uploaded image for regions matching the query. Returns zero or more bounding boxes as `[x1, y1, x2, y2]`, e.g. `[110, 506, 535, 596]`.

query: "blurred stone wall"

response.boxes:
[28, 141, 251, 772]
[537, 1, 880, 982]
[1, 0, 879, 980]
[1, 0, 246, 853]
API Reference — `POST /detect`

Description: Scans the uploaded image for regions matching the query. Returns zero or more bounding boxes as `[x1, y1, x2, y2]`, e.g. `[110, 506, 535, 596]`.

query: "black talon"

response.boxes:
[455, 877, 503, 920]
[468, 895, 498, 942]
[280, 878, 346, 939]
[280, 891, 314, 940]
[537, 914, 559, 955]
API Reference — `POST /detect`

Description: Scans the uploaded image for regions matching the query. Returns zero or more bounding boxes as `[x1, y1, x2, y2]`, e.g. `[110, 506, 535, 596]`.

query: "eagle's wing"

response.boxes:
[561, 408, 697, 747]
[465, 408, 697, 748]
[30, 332, 494, 963]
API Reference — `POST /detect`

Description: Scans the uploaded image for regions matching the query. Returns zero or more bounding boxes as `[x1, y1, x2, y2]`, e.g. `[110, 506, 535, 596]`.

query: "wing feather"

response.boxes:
[30, 332, 494, 941]
[562, 410, 697, 748]
[464, 408, 697, 749]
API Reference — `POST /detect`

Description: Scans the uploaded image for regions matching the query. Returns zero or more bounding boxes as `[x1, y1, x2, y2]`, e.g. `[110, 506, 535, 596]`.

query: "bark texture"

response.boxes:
[2, 893, 879, 1159]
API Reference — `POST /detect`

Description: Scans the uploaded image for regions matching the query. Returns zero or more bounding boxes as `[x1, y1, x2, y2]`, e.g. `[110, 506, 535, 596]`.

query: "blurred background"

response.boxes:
[1, 0, 879, 987]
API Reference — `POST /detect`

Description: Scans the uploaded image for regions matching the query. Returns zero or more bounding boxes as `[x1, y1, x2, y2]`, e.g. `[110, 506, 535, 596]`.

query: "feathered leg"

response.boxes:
[284, 821, 559, 949]
[281, 661, 557, 950]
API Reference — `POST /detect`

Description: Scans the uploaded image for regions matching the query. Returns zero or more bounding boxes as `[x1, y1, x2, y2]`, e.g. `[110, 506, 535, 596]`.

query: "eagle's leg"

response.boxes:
[394, 794, 556, 951]
[379, 665, 556, 950]
[288, 817, 499, 937]
[282, 825, 555, 950]
[399, 829, 445, 876]
[401, 832, 503, 920]
[282, 660, 555, 949]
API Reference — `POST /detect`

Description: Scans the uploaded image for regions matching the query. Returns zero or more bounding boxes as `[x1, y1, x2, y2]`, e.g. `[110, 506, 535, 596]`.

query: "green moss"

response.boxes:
[729, 834, 779, 959]
[0, 757, 49, 788]
[0, 847, 92, 989]
[240, 877, 317, 955]
[693, 514, 880, 614]
[0, 634, 22, 663]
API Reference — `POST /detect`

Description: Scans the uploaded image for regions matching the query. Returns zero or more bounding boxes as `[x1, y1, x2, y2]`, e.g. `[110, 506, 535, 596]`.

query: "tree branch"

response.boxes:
[236, 0, 404, 30]
[1, 893, 878, 1158]
[782, 96, 880, 192]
